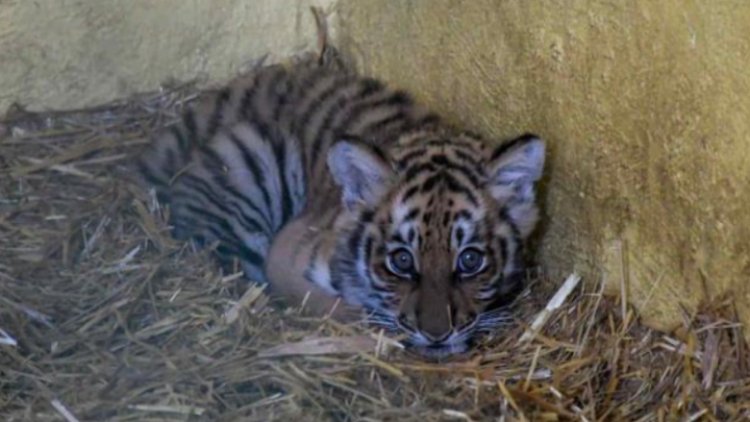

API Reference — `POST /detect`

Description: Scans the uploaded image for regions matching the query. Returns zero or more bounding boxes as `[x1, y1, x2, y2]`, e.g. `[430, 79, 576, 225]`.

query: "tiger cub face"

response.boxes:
[328, 132, 545, 358]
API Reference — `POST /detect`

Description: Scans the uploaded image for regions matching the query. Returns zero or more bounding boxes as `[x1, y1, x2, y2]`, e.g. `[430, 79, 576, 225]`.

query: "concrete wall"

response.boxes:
[337, 0, 750, 333]
[2, 0, 748, 335]
[0, 0, 333, 111]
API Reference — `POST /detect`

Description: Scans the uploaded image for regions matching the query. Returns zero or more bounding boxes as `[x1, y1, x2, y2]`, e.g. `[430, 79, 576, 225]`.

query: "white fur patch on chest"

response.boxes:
[306, 244, 338, 296]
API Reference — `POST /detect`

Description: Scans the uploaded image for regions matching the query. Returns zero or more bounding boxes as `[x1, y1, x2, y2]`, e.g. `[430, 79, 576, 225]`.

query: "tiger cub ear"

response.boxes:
[487, 134, 545, 238]
[328, 139, 395, 210]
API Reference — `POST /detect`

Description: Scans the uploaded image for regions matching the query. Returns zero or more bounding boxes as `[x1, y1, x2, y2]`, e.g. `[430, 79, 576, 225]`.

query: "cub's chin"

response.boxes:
[406, 341, 471, 361]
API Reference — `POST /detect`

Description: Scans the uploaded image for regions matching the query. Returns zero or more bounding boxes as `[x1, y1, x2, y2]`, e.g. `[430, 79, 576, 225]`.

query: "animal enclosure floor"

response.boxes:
[1, 85, 748, 421]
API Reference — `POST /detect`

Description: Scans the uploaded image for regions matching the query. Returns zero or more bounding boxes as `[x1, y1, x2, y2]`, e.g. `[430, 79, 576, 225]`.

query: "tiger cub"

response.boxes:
[137, 56, 545, 357]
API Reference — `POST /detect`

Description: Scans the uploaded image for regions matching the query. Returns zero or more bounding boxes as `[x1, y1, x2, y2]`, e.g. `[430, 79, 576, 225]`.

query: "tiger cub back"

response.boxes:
[137, 56, 545, 357]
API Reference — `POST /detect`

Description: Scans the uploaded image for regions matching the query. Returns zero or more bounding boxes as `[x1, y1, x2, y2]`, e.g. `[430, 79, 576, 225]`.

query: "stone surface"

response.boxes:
[337, 0, 750, 334]
[0, 0, 334, 111]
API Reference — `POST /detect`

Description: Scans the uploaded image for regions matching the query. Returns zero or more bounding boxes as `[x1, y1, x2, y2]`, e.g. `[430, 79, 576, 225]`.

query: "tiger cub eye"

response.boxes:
[457, 248, 484, 275]
[388, 248, 415, 276]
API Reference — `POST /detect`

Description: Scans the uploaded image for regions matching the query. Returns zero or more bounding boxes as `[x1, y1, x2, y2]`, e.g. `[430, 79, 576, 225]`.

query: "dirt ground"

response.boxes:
[1, 84, 748, 421]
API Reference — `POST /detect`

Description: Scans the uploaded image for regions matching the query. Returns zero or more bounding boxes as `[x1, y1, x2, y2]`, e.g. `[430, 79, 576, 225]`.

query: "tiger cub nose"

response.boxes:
[399, 312, 450, 342]
[420, 327, 451, 343]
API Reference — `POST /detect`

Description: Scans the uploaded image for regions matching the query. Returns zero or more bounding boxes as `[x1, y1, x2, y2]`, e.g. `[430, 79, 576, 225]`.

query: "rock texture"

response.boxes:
[0, 0, 335, 111]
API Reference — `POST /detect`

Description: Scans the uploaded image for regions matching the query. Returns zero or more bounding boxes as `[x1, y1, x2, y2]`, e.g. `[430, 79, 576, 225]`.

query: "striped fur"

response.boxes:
[137, 55, 545, 358]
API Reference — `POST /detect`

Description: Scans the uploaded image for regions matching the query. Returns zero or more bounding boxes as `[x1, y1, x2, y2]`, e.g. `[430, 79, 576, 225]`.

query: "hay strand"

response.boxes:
[519, 273, 581, 343]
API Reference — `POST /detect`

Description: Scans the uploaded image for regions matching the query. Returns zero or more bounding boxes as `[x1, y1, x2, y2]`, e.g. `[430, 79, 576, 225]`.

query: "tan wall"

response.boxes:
[0, 0, 334, 112]
[2, 0, 748, 335]
[337, 0, 750, 333]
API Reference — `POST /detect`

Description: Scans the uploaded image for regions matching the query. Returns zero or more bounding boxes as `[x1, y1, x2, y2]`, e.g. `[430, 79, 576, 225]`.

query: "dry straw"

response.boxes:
[1, 78, 749, 421]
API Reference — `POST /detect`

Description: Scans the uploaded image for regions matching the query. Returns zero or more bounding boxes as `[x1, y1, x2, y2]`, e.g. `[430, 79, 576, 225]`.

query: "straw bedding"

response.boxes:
[1, 82, 748, 421]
